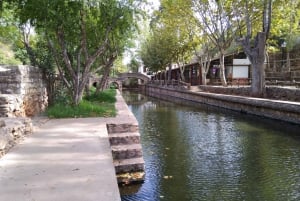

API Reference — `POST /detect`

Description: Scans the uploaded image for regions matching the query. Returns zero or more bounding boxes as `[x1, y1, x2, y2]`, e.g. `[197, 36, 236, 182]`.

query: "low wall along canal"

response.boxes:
[121, 91, 300, 201]
[144, 85, 300, 125]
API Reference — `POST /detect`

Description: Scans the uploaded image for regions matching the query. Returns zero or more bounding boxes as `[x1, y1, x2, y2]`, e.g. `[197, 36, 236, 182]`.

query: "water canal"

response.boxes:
[120, 91, 300, 201]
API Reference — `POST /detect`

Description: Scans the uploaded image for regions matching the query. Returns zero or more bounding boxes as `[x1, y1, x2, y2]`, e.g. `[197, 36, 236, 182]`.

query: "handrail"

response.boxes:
[150, 79, 190, 89]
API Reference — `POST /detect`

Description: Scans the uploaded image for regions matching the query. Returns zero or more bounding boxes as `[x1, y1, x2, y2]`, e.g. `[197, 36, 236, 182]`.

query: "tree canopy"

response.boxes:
[1, 0, 144, 105]
[139, 0, 300, 95]
[1, 0, 300, 100]
[140, 0, 199, 77]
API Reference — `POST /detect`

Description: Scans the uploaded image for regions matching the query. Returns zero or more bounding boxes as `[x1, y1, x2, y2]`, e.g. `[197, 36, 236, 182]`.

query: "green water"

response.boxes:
[121, 91, 300, 201]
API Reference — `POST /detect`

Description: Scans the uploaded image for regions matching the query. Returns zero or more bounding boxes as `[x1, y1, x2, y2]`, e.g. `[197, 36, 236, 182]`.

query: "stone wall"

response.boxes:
[0, 118, 33, 158]
[0, 65, 48, 117]
[198, 85, 300, 102]
[145, 85, 300, 125]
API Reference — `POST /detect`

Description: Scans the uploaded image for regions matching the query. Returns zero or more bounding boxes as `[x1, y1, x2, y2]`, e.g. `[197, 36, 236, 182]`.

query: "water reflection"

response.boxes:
[121, 91, 300, 201]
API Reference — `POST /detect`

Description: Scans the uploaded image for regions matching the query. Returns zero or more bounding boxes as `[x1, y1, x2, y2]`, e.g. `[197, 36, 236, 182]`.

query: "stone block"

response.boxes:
[0, 118, 33, 157]
[0, 127, 13, 150]
[0, 65, 47, 117]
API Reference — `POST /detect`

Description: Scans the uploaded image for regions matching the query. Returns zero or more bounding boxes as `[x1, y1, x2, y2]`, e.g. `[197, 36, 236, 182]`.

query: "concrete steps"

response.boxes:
[109, 132, 141, 145]
[111, 144, 143, 160]
[107, 123, 138, 134]
[107, 124, 145, 185]
[114, 157, 145, 173]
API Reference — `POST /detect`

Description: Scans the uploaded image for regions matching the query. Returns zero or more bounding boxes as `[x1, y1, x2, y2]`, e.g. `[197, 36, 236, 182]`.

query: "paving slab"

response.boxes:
[0, 118, 121, 201]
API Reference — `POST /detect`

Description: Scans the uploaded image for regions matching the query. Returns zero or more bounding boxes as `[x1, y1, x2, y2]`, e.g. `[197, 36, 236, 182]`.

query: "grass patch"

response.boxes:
[47, 89, 117, 118]
[85, 88, 116, 103]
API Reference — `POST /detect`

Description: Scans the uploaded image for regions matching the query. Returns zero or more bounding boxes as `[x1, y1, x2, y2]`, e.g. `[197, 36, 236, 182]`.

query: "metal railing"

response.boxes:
[150, 79, 191, 90]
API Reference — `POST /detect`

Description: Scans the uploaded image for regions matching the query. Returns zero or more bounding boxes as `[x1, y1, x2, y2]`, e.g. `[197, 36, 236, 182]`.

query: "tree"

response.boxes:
[127, 57, 140, 73]
[192, 0, 237, 86]
[140, 0, 199, 82]
[6, 0, 141, 105]
[140, 29, 174, 73]
[0, 2, 24, 64]
[233, 0, 272, 97]
[195, 41, 217, 85]
[269, 0, 300, 71]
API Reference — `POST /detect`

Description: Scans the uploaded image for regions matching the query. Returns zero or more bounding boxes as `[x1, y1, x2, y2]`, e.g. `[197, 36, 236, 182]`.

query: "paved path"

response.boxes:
[0, 118, 121, 201]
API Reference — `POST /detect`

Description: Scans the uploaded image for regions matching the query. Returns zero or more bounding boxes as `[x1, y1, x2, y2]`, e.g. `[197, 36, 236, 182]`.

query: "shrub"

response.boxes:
[47, 89, 116, 118]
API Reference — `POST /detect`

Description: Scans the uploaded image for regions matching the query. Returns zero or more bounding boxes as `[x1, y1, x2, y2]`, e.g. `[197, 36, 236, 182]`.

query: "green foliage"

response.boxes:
[52, 87, 72, 106]
[2, 0, 143, 105]
[140, 28, 175, 71]
[46, 100, 116, 118]
[0, 2, 23, 64]
[85, 88, 116, 103]
[0, 2, 20, 43]
[113, 57, 128, 75]
[269, 0, 300, 51]
[127, 57, 140, 72]
[140, 0, 199, 72]
[47, 89, 117, 118]
[0, 41, 21, 64]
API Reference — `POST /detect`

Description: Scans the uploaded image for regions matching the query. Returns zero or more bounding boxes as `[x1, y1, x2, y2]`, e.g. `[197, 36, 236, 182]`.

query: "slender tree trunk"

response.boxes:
[96, 66, 111, 93]
[219, 51, 227, 86]
[199, 55, 211, 85]
[164, 70, 167, 85]
[168, 64, 172, 82]
[178, 63, 185, 82]
[201, 67, 207, 85]
[287, 51, 290, 72]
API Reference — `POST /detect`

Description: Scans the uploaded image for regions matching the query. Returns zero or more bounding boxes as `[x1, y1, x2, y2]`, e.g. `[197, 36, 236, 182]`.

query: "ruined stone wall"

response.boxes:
[0, 118, 33, 158]
[0, 65, 48, 117]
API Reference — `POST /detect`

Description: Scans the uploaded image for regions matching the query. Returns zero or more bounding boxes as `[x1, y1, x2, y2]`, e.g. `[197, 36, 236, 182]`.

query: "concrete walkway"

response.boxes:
[0, 118, 121, 201]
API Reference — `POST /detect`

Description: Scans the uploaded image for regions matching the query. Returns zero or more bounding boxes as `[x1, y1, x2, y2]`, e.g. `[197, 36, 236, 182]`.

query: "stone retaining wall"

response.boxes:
[0, 118, 33, 158]
[0, 65, 48, 158]
[145, 85, 300, 125]
[198, 85, 300, 102]
[0, 65, 48, 117]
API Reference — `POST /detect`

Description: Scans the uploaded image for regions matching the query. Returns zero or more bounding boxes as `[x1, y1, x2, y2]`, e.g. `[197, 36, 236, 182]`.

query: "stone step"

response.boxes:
[116, 171, 146, 185]
[106, 123, 139, 134]
[109, 132, 141, 146]
[111, 144, 143, 160]
[114, 157, 145, 174]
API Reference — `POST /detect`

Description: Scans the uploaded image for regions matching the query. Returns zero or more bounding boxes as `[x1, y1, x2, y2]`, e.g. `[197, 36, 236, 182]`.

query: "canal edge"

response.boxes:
[145, 85, 300, 125]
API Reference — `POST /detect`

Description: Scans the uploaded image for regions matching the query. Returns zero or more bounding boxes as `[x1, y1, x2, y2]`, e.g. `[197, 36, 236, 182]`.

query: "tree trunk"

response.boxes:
[247, 32, 266, 97]
[287, 51, 290, 72]
[178, 63, 185, 82]
[219, 51, 227, 86]
[199, 56, 211, 85]
[73, 84, 84, 105]
[201, 70, 207, 85]
[168, 64, 172, 82]
[96, 65, 111, 93]
[164, 70, 167, 85]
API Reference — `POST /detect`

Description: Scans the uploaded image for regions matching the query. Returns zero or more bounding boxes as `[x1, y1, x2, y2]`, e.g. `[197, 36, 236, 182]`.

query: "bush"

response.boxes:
[85, 88, 116, 103]
[47, 89, 117, 118]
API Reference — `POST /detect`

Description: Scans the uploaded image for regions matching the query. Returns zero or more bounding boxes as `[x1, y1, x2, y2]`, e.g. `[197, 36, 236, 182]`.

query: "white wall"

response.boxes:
[233, 66, 249, 78]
